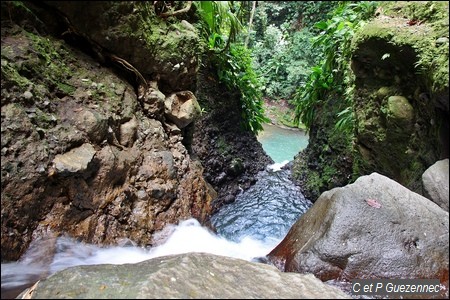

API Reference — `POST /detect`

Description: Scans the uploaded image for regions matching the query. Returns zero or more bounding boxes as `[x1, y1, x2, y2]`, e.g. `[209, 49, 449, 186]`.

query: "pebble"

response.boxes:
[436, 37, 449, 44]
[23, 91, 33, 99]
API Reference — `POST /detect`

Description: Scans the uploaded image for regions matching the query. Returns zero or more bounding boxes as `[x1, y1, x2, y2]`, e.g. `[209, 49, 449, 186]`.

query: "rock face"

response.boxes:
[192, 63, 273, 212]
[1, 1, 271, 263]
[291, 1, 449, 201]
[43, 1, 201, 92]
[18, 253, 350, 299]
[268, 173, 449, 286]
[422, 158, 449, 212]
[1, 2, 216, 261]
[350, 4, 449, 194]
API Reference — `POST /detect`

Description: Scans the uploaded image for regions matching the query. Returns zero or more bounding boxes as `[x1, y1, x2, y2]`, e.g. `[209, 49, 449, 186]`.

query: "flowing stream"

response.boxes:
[1, 124, 310, 299]
[211, 167, 312, 246]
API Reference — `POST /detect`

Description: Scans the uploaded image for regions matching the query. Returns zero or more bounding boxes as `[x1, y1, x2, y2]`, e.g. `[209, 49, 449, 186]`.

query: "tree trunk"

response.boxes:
[244, 1, 256, 48]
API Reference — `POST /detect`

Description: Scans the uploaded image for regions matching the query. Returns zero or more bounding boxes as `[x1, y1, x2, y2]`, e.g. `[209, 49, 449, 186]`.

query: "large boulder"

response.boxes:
[422, 158, 449, 212]
[18, 253, 350, 299]
[268, 173, 449, 286]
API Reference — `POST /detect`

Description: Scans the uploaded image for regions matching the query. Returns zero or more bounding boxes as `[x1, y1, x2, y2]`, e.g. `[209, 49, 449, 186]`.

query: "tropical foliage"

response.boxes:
[216, 44, 269, 132]
[195, 1, 268, 133]
[193, 1, 378, 133]
[195, 1, 243, 52]
[249, 1, 337, 102]
[291, 1, 378, 132]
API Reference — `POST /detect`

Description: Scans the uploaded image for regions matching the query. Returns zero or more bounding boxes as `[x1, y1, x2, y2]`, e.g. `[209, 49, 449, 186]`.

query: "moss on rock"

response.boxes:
[292, 1, 448, 200]
[386, 95, 414, 126]
[44, 1, 202, 92]
[352, 1, 449, 103]
[349, 1, 448, 193]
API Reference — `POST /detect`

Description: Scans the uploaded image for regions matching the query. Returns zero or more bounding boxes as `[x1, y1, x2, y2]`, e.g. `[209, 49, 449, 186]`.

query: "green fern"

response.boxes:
[195, 1, 268, 133]
[335, 106, 354, 133]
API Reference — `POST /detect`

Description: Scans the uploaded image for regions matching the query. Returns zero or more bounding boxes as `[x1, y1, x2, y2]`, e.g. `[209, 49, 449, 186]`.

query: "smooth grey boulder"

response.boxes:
[422, 159, 449, 212]
[18, 253, 350, 299]
[268, 173, 449, 286]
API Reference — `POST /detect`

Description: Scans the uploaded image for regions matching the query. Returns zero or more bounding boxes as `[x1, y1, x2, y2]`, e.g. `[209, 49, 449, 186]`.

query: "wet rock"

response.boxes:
[228, 157, 244, 175]
[192, 66, 273, 212]
[268, 173, 449, 285]
[0, 0, 241, 264]
[18, 253, 350, 299]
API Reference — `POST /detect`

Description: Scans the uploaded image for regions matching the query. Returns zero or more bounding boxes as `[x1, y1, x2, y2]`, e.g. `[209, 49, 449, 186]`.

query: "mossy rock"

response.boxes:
[386, 95, 414, 127]
[44, 2, 201, 92]
[350, 1, 448, 193]
[352, 1, 449, 100]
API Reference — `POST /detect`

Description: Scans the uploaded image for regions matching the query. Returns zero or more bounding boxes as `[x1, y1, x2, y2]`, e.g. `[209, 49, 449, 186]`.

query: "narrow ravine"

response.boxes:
[2, 1, 448, 299]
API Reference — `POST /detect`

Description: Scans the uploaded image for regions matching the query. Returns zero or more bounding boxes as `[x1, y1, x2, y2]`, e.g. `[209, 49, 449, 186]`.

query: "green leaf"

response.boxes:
[381, 53, 390, 60]
[314, 20, 328, 30]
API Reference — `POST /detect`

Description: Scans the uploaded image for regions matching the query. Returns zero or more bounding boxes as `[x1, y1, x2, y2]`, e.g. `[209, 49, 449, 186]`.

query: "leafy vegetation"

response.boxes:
[213, 44, 269, 132]
[193, 1, 379, 133]
[195, 1, 243, 53]
[291, 2, 378, 132]
[195, 1, 269, 133]
[248, 2, 338, 103]
[252, 27, 318, 101]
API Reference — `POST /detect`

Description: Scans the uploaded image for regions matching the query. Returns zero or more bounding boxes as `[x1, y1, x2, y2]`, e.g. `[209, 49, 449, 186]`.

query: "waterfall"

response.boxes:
[1, 164, 312, 298]
[2, 125, 310, 298]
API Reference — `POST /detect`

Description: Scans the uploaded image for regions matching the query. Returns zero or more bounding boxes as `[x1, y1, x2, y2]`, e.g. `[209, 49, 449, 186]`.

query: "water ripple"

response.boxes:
[211, 167, 312, 243]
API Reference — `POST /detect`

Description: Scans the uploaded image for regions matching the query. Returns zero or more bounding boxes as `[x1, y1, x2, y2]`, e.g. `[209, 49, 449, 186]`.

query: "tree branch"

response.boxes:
[159, 1, 192, 18]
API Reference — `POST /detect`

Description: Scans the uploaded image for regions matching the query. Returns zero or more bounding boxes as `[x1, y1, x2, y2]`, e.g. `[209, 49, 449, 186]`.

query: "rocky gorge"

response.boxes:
[1, 1, 449, 299]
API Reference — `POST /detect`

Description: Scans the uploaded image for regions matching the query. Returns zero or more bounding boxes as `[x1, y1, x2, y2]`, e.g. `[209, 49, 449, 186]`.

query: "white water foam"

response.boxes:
[1, 218, 280, 296]
[145, 218, 279, 261]
[266, 160, 290, 172]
